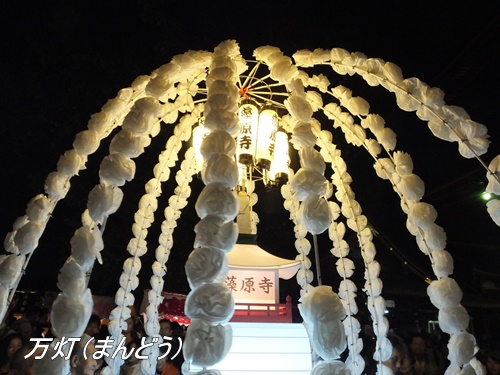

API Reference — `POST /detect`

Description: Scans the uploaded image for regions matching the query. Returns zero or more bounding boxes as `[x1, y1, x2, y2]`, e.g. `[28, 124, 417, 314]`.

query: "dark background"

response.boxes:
[1, 1, 500, 341]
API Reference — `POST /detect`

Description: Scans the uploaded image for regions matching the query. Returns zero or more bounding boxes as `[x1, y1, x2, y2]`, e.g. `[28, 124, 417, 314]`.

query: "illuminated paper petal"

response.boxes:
[45, 171, 71, 200]
[290, 168, 328, 200]
[185, 283, 234, 324]
[57, 149, 85, 177]
[409, 202, 438, 229]
[448, 332, 478, 367]
[70, 226, 104, 268]
[487, 199, 500, 226]
[73, 129, 100, 155]
[486, 155, 500, 194]
[432, 250, 454, 278]
[201, 153, 239, 189]
[51, 288, 93, 338]
[300, 147, 326, 175]
[427, 277, 463, 309]
[299, 285, 346, 323]
[291, 122, 317, 149]
[110, 130, 151, 158]
[57, 258, 86, 296]
[13, 221, 43, 255]
[200, 130, 236, 159]
[373, 158, 395, 180]
[312, 360, 350, 375]
[185, 247, 228, 289]
[299, 195, 331, 235]
[0, 254, 25, 286]
[195, 183, 239, 221]
[26, 194, 52, 222]
[99, 153, 136, 187]
[183, 319, 232, 368]
[439, 305, 470, 334]
[122, 108, 155, 137]
[194, 215, 239, 252]
[309, 319, 347, 360]
[88, 184, 124, 223]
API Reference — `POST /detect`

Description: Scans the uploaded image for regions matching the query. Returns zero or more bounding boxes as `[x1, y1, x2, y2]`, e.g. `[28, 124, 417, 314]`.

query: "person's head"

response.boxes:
[409, 333, 427, 356]
[84, 314, 101, 338]
[8, 344, 35, 375]
[156, 336, 182, 373]
[400, 349, 416, 375]
[485, 350, 500, 375]
[382, 334, 407, 373]
[69, 337, 98, 375]
[159, 319, 173, 338]
[124, 336, 141, 368]
[0, 332, 23, 365]
[11, 319, 32, 343]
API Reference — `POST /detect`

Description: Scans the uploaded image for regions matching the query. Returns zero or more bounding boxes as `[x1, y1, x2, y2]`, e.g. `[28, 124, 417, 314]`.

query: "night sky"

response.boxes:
[1, 1, 500, 331]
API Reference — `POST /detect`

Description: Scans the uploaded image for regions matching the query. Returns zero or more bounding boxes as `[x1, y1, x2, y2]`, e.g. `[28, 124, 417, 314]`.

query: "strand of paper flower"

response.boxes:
[49, 95, 166, 375]
[300, 74, 371, 375]
[281, 177, 315, 297]
[137, 120, 197, 374]
[253, 45, 330, 284]
[293, 48, 499, 229]
[0, 86, 142, 323]
[254, 47, 356, 374]
[277, 125, 312, 297]
[103, 57, 211, 374]
[322, 90, 460, 373]
[304, 70, 415, 374]
[320, 81, 484, 373]
[181, 40, 244, 373]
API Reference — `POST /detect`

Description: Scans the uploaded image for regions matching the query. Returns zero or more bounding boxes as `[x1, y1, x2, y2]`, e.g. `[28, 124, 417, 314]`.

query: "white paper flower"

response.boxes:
[291, 122, 318, 149]
[185, 247, 228, 289]
[44, 171, 71, 200]
[70, 226, 104, 268]
[408, 202, 438, 229]
[299, 147, 326, 175]
[312, 360, 350, 375]
[110, 130, 151, 158]
[195, 183, 239, 221]
[290, 168, 328, 200]
[183, 319, 232, 368]
[487, 199, 500, 226]
[73, 129, 100, 156]
[51, 288, 93, 338]
[99, 153, 136, 187]
[200, 130, 236, 159]
[299, 195, 331, 235]
[427, 277, 463, 309]
[439, 305, 470, 334]
[193, 215, 239, 252]
[448, 332, 478, 367]
[0, 254, 24, 286]
[201, 153, 239, 189]
[57, 149, 85, 177]
[431, 250, 454, 278]
[185, 283, 234, 324]
[486, 155, 500, 194]
[13, 221, 44, 255]
[299, 286, 346, 324]
[87, 184, 124, 223]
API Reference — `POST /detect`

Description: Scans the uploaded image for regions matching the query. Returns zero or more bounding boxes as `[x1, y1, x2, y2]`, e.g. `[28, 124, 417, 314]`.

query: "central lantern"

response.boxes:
[1, 40, 498, 375]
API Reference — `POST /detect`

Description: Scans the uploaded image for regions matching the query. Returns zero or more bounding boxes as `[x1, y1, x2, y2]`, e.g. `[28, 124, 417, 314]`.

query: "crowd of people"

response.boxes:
[0, 305, 499, 375]
[361, 331, 500, 375]
[0, 308, 185, 375]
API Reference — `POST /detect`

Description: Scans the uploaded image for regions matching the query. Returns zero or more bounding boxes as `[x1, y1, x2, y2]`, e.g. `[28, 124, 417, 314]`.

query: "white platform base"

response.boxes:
[185, 322, 313, 374]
